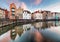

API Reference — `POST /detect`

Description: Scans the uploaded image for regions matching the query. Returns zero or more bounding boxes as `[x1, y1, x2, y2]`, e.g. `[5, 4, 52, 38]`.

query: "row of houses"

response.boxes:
[32, 10, 60, 20]
[0, 8, 9, 20]
[0, 3, 60, 20]
[7, 2, 60, 20]
[9, 3, 31, 19]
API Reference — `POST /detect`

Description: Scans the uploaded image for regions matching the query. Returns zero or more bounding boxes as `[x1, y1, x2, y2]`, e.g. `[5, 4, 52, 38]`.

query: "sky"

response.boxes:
[0, 0, 60, 12]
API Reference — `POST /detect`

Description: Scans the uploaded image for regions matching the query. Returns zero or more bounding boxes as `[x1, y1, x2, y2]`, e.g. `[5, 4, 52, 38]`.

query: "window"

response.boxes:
[12, 14, 15, 16]
[12, 9, 15, 11]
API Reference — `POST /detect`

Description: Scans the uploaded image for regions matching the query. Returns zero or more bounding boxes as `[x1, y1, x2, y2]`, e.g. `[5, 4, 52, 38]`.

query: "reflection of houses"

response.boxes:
[55, 12, 60, 26]
[15, 26, 23, 36]
[0, 8, 5, 19]
[33, 22, 42, 29]
[45, 11, 53, 27]
[42, 21, 53, 28]
[52, 12, 60, 26]
[23, 10, 31, 19]
[32, 10, 43, 19]
[52, 21, 60, 26]
[10, 29, 17, 40]
[10, 26, 23, 40]
[41, 22, 48, 28]
[41, 11, 48, 28]
[10, 3, 17, 19]
[23, 24, 31, 32]
[47, 21, 53, 27]
[55, 21, 60, 26]
[16, 7, 23, 19]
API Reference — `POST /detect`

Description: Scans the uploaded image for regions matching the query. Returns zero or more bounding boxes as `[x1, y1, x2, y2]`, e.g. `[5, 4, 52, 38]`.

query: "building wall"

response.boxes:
[23, 11, 31, 19]
[16, 7, 23, 19]
[47, 12, 53, 19]
[42, 11, 53, 20]
[0, 8, 5, 19]
[23, 13, 31, 19]
[5, 10, 9, 19]
[33, 12, 43, 19]
[10, 3, 17, 19]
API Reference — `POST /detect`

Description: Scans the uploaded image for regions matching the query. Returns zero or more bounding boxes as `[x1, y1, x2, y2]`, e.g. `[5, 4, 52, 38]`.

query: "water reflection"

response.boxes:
[23, 24, 31, 32]
[10, 29, 17, 40]
[0, 21, 60, 42]
[15, 26, 24, 36]
[32, 22, 42, 29]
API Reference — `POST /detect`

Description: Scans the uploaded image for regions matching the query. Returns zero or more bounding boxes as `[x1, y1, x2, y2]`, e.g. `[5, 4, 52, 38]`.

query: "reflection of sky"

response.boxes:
[0, 24, 60, 42]
[40, 26, 60, 41]
[0, 31, 11, 42]
[0, 0, 60, 12]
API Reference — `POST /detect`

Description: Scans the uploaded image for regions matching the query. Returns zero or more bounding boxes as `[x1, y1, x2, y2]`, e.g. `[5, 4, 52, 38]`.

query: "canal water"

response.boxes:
[0, 21, 60, 42]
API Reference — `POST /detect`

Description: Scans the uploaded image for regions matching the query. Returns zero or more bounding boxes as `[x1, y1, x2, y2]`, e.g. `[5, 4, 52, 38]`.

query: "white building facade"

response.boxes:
[33, 11, 43, 19]
[23, 10, 31, 19]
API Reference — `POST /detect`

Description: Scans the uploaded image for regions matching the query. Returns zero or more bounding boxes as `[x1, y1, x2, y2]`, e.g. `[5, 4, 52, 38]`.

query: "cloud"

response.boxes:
[42, 2, 60, 12]
[5, 0, 28, 10]
[6, 0, 20, 8]
[33, 0, 42, 5]
[20, 2, 28, 10]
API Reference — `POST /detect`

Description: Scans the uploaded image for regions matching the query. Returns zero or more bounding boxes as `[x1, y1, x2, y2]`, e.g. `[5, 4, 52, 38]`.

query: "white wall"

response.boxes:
[53, 13, 55, 19]
[48, 17, 53, 19]
[23, 12, 31, 19]
[34, 13, 43, 19]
